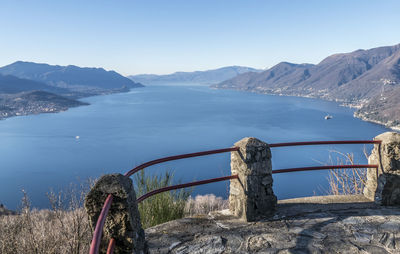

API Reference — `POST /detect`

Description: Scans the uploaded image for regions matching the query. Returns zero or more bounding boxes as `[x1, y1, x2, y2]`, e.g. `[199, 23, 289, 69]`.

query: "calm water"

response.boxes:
[0, 85, 391, 209]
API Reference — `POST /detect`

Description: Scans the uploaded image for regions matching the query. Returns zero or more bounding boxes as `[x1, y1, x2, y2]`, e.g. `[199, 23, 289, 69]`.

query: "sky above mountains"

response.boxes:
[1, 0, 400, 75]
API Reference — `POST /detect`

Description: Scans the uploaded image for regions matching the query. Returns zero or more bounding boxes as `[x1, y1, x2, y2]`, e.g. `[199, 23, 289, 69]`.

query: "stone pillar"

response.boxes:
[229, 137, 277, 221]
[85, 174, 148, 254]
[364, 132, 400, 206]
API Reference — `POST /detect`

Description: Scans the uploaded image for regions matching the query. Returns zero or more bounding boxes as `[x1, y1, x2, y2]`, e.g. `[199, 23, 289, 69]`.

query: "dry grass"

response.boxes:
[184, 194, 228, 216]
[0, 175, 229, 253]
[0, 187, 91, 254]
[327, 149, 369, 195]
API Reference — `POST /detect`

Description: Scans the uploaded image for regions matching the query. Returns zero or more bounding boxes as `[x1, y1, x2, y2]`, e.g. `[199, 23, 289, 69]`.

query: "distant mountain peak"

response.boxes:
[129, 65, 262, 85]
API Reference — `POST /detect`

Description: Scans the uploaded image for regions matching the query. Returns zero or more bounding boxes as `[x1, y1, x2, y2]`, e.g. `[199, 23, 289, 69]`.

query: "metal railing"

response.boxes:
[90, 139, 381, 254]
[90, 147, 239, 254]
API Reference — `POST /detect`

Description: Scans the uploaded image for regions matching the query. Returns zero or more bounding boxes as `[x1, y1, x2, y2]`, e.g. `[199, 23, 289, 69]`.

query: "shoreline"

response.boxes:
[0, 87, 139, 121]
[212, 86, 400, 132]
[3, 85, 399, 132]
[0, 103, 88, 121]
[354, 112, 400, 132]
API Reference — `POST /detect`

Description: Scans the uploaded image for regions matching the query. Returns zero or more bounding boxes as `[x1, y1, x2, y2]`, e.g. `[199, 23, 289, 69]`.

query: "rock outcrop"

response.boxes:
[146, 195, 400, 253]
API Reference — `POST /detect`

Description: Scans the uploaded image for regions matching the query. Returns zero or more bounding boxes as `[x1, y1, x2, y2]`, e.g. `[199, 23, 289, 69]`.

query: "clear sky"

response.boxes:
[1, 0, 400, 75]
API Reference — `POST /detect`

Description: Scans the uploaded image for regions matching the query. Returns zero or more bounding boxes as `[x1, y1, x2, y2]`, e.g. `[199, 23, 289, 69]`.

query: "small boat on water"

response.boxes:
[324, 115, 333, 120]
[75, 135, 80, 139]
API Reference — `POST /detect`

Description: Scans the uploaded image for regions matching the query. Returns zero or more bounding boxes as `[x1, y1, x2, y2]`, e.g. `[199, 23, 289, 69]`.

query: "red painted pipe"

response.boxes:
[124, 147, 239, 177]
[91, 139, 381, 253]
[106, 238, 116, 254]
[91, 147, 238, 254]
[272, 164, 378, 174]
[269, 140, 381, 148]
[137, 175, 238, 203]
[89, 194, 113, 254]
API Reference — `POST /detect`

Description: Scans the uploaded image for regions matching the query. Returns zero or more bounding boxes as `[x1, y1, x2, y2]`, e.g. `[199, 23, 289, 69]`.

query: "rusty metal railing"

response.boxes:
[269, 140, 381, 147]
[90, 139, 381, 254]
[90, 147, 238, 254]
[124, 147, 239, 177]
[137, 175, 238, 203]
[272, 164, 378, 174]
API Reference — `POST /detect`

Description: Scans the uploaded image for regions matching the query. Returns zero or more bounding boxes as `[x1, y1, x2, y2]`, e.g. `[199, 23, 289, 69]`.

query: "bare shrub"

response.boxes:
[47, 181, 91, 254]
[184, 194, 228, 216]
[327, 149, 369, 195]
[0, 176, 230, 253]
[0, 184, 91, 254]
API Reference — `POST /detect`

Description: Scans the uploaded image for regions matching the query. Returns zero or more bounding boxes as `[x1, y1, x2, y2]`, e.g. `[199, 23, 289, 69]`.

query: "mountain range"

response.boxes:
[129, 66, 262, 85]
[0, 61, 143, 96]
[0, 74, 70, 94]
[0, 61, 144, 119]
[213, 44, 400, 129]
[2, 46, 399, 128]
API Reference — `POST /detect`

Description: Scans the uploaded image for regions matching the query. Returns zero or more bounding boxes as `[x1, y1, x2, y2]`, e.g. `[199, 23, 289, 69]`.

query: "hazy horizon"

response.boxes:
[1, 0, 400, 76]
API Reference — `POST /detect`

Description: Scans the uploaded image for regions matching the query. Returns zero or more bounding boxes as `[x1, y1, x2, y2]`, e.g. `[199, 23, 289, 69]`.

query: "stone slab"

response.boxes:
[146, 195, 400, 254]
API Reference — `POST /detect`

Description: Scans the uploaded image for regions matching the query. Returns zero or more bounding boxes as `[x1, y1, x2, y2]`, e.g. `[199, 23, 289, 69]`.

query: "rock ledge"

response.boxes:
[146, 195, 400, 254]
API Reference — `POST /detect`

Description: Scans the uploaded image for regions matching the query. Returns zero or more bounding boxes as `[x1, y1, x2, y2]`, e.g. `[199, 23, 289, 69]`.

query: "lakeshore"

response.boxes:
[211, 86, 400, 132]
[0, 85, 391, 209]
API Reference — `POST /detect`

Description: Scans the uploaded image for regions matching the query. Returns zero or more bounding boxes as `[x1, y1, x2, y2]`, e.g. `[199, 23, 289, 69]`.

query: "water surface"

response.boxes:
[0, 85, 390, 209]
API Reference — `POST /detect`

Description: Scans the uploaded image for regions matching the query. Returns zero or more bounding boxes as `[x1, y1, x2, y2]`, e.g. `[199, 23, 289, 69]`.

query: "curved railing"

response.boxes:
[90, 139, 381, 254]
[89, 147, 239, 254]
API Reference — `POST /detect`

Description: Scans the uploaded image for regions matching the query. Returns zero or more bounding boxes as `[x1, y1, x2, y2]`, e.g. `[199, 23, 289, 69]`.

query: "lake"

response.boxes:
[0, 85, 391, 209]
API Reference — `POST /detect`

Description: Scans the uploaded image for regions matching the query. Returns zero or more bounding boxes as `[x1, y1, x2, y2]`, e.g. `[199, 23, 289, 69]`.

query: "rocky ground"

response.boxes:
[146, 195, 400, 253]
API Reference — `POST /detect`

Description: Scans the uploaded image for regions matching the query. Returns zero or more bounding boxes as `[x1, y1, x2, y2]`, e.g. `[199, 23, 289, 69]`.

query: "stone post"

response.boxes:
[85, 174, 148, 254]
[229, 137, 277, 221]
[364, 132, 400, 206]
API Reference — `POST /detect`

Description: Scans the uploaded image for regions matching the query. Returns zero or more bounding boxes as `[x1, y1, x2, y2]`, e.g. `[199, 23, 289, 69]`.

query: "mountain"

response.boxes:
[129, 66, 262, 85]
[0, 61, 144, 120]
[0, 74, 70, 94]
[0, 73, 86, 120]
[213, 44, 400, 128]
[216, 45, 400, 100]
[355, 86, 400, 128]
[332, 47, 400, 101]
[300, 45, 399, 96]
[0, 61, 144, 93]
[215, 62, 314, 92]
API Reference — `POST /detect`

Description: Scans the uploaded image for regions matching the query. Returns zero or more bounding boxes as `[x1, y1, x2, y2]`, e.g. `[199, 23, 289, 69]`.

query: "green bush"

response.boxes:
[134, 170, 190, 229]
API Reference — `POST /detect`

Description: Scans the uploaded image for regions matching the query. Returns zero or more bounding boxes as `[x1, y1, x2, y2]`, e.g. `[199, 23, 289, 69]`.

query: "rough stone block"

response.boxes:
[85, 173, 148, 253]
[229, 137, 277, 221]
[364, 132, 400, 206]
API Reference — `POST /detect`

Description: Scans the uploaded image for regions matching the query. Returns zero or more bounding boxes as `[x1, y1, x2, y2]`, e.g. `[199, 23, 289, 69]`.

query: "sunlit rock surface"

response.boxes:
[146, 195, 400, 254]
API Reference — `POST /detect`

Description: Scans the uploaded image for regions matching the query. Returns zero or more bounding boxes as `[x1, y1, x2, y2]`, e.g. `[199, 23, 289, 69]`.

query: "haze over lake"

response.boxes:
[0, 85, 390, 209]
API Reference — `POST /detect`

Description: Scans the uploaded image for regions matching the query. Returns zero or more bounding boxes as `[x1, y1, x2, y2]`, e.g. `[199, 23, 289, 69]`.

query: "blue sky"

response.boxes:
[1, 0, 400, 75]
